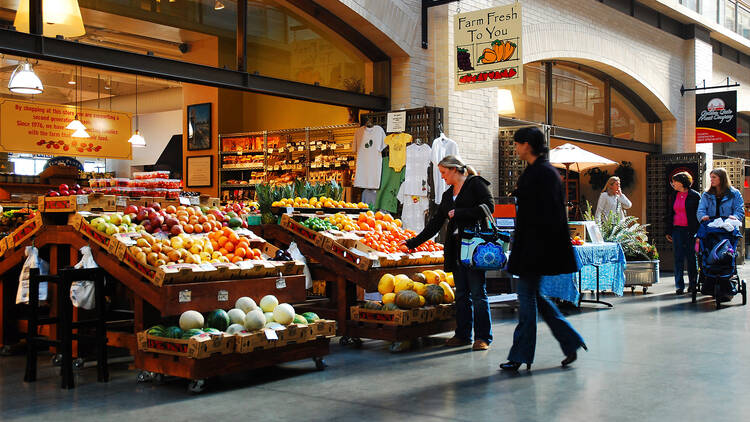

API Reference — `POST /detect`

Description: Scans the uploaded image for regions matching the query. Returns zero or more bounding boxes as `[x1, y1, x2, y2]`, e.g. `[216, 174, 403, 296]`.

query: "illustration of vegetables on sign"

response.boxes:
[454, 5, 523, 90]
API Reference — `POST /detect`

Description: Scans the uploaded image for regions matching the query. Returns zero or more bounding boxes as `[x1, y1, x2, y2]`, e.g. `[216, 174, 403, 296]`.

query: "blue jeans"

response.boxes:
[672, 227, 697, 290]
[508, 275, 584, 364]
[453, 265, 492, 343]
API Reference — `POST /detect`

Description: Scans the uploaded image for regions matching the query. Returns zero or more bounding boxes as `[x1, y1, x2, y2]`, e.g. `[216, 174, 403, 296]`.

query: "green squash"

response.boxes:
[382, 303, 399, 311]
[395, 290, 421, 309]
[424, 284, 445, 305]
[362, 300, 383, 310]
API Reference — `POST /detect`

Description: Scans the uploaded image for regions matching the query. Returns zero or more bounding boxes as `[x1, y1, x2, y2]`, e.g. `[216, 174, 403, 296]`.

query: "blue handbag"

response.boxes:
[459, 204, 509, 271]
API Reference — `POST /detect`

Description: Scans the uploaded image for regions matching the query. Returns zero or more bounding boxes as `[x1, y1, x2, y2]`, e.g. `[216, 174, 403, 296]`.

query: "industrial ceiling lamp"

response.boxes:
[128, 74, 146, 147]
[497, 89, 516, 115]
[14, 0, 86, 38]
[214, 1, 225, 10]
[67, 66, 88, 136]
[8, 61, 43, 94]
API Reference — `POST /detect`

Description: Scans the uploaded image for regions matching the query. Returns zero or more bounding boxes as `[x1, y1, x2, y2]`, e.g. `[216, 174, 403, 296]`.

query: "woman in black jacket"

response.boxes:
[404, 155, 494, 351]
[665, 171, 700, 294]
[500, 128, 586, 371]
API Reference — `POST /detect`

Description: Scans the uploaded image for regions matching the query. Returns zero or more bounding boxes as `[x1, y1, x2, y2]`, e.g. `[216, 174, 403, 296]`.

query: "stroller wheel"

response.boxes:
[691, 288, 697, 303]
[715, 284, 721, 310]
[742, 281, 747, 306]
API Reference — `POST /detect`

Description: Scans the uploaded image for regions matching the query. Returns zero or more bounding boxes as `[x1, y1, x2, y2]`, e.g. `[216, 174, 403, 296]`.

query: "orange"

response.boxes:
[366, 217, 376, 227]
[228, 232, 240, 244]
[222, 227, 233, 236]
[210, 240, 219, 250]
[251, 248, 262, 258]
[375, 211, 384, 220]
[218, 236, 229, 247]
[225, 253, 235, 261]
[225, 241, 235, 252]
[231, 256, 242, 263]
[358, 222, 370, 231]
[187, 207, 196, 217]
[366, 210, 374, 217]
[206, 214, 216, 221]
[383, 213, 394, 222]
[234, 247, 246, 258]
[218, 248, 228, 256]
[394, 219, 403, 227]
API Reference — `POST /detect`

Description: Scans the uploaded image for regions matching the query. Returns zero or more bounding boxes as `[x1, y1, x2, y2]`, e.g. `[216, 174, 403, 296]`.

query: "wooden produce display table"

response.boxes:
[261, 224, 456, 346]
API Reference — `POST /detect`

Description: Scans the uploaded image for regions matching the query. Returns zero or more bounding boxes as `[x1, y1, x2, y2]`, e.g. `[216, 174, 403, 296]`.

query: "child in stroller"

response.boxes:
[693, 218, 747, 309]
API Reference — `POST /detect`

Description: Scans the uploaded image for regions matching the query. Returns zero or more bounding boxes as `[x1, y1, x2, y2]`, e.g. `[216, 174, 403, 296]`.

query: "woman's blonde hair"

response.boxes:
[602, 176, 621, 193]
[438, 155, 477, 176]
[707, 168, 731, 196]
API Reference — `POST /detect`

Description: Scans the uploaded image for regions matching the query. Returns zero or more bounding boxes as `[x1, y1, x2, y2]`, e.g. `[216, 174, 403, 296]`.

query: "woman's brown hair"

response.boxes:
[671, 171, 693, 189]
[438, 155, 478, 176]
[707, 168, 732, 196]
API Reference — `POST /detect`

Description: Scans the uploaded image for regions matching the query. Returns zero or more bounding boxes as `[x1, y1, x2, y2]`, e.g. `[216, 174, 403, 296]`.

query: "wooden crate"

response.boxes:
[307, 320, 337, 338]
[0, 236, 8, 258]
[435, 303, 456, 320]
[324, 239, 374, 270]
[349, 306, 427, 326]
[8, 213, 43, 249]
[38, 195, 86, 212]
[136, 331, 235, 359]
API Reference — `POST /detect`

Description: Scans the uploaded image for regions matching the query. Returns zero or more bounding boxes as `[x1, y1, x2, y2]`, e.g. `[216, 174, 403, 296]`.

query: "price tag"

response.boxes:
[190, 197, 200, 205]
[264, 328, 278, 340]
[217, 290, 229, 302]
[179, 197, 191, 205]
[285, 207, 294, 215]
[178, 290, 192, 303]
[276, 274, 286, 289]
[116, 197, 127, 207]
[77, 195, 89, 205]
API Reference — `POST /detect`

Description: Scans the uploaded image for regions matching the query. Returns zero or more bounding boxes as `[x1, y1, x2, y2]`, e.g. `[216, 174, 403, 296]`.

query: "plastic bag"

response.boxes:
[16, 246, 49, 304]
[70, 246, 99, 310]
[287, 241, 312, 289]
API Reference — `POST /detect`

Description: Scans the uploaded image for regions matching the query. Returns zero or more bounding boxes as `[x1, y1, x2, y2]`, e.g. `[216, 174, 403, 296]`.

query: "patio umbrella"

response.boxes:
[548, 143, 617, 208]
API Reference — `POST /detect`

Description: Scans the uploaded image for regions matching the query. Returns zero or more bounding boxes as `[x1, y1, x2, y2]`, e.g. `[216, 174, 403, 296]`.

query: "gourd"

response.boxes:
[424, 284, 445, 305]
[395, 290, 421, 309]
[440, 281, 455, 303]
[382, 293, 396, 304]
[419, 295, 426, 306]
[422, 270, 440, 284]
[412, 281, 427, 296]
[378, 274, 395, 294]
[411, 273, 427, 283]
[394, 274, 414, 293]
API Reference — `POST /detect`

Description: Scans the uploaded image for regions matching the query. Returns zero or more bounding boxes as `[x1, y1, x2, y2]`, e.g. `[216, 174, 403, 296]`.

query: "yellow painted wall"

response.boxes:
[239, 92, 350, 132]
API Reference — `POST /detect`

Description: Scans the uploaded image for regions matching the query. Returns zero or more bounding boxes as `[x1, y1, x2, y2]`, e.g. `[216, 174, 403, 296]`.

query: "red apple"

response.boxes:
[60, 190, 70, 196]
[150, 215, 164, 227]
[150, 202, 161, 211]
[136, 209, 149, 222]
[170, 225, 184, 236]
[48, 190, 60, 197]
[165, 217, 180, 228]
[124, 205, 139, 215]
[73, 184, 81, 191]
[59, 184, 69, 192]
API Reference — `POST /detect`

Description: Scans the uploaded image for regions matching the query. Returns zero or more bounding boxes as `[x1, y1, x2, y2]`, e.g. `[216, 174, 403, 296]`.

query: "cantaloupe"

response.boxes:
[260, 295, 279, 312]
[273, 303, 296, 325]
[235, 296, 258, 313]
[439, 281, 455, 303]
[382, 292, 396, 304]
[244, 309, 266, 330]
[423, 270, 440, 284]
[378, 274, 395, 294]
[179, 310, 204, 331]
[394, 274, 414, 293]
[227, 308, 246, 325]
[226, 323, 245, 335]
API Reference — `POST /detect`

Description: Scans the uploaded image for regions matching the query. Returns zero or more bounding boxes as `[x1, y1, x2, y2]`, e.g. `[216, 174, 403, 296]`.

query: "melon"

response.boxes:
[434, 269, 448, 283]
[423, 270, 440, 284]
[180, 328, 204, 339]
[419, 295, 426, 306]
[226, 323, 245, 335]
[302, 312, 320, 323]
[264, 311, 275, 322]
[382, 292, 396, 304]
[273, 303, 296, 325]
[165, 326, 183, 339]
[411, 273, 427, 283]
[439, 281, 455, 303]
[204, 309, 230, 331]
[178, 310, 204, 331]
[235, 296, 258, 313]
[293, 314, 308, 325]
[147, 325, 167, 337]
[203, 328, 222, 335]
[446, 272, 455, 287]
[412, 281, 427, 295]
[424, 284, 445, 305]
[395, 290, 421, 309]
[265, 322, 285, 330]
[227, 308, 246, 325]
[244, 309, 267, 330]
[260, 295, 279, 312]
[394, 274, 414, 293]
[382, 303, 399, 311]
[378, 273, 395, 294]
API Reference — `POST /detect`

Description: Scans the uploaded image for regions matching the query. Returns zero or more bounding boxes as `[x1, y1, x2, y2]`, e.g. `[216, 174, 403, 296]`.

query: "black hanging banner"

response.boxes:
[696, 90, 737, 144]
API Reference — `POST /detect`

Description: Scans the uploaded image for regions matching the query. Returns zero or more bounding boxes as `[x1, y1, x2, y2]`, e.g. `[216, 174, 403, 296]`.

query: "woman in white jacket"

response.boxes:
[595, 176, 632, 222]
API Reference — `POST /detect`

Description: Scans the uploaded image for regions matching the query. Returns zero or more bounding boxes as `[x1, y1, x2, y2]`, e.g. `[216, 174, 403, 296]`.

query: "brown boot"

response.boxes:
[472, 340, 490, 351]
[444, 336, 471, 347]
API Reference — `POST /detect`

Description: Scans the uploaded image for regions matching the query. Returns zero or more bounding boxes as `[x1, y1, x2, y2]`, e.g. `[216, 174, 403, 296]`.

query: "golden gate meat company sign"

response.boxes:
[0, 99, 132, 159]
[455, 4, 523, 91]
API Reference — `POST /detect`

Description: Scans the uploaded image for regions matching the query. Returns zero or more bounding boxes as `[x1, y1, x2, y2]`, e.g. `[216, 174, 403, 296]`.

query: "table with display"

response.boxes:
[540, 242, 626, 307]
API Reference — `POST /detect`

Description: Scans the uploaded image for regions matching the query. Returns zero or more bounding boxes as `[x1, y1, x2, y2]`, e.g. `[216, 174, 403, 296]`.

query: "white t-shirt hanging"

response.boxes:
[431, 135, 458, 204]
[397, 185, 431, 233]
[400, 143, 432, 196]
[353, 125, 386, 189]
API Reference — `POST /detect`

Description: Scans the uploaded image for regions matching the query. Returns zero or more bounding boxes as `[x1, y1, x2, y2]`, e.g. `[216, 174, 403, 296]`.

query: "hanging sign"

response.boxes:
[696, 91, 737, 144]
[386, 111, 406, 133]
[455, 4, 523, 91]
[0, 99, 132, 159]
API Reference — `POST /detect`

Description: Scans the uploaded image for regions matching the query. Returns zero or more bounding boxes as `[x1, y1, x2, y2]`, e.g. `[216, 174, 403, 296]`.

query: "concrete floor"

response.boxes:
[2, 268, 750, 422]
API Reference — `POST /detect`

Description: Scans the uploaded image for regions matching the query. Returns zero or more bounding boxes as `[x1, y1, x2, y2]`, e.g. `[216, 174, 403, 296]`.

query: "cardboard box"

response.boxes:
[201, 196, 221, 208]
[279, 214, 321, 245]
[78, 217, 114, 250]
[324, 239, 374, 270]
[307, 320, 337, 338]
[9, 213, 43, 249]
[350, 306, 426, 326]
[136, 331, 235, 359]
[0, 236, 8, 258]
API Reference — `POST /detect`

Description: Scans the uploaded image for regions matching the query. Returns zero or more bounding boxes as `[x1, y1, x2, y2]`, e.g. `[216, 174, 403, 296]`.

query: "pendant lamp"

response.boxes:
[14, 0, 86, 38]
[214, 1, 225, 10]
[71, 127, 90, 138]
[128, 74, 146, 147]
[67, 66, 87, 132]
[8, 61, 43, 94]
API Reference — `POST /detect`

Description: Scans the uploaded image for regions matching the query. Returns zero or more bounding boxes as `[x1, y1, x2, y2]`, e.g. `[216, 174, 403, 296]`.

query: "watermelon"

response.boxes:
[165, 326, 183, 339]
[205, 309, 230, 331]
[302, 312, 320, 323]
[180, 328, 204, 339]
[147, 325, 167, 337]
[293, 315, 308, 325]
[228, 217, 243, 228]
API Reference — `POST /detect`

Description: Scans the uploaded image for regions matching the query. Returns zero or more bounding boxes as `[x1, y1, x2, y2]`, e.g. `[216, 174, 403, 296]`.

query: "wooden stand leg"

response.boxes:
[335, 276, 347, 336]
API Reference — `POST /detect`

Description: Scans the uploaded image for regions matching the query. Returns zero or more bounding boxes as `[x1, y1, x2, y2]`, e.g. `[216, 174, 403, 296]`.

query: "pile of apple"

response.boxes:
[128, 231, 226, 267]
[121, 203, 250, 235]
[46, 184, 92, 197]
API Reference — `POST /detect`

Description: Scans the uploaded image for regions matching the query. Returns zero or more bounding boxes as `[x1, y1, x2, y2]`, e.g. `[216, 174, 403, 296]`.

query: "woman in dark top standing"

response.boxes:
[500, 128, 586, 371]
[404, 155, 494, 351]
[665, 171, 700, 295]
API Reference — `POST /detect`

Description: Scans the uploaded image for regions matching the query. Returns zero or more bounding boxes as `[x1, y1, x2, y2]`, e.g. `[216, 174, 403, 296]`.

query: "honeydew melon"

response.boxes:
[235, 296, 258, 313]
[273, 303, 296, 325]
[227, 308, 246, 325]
[260, 295, 279, 312]
[178, 310, 204, 331]
[244, 309, 267, 330]
[226, 323, 245, 335]
[264, 312, 275, 322]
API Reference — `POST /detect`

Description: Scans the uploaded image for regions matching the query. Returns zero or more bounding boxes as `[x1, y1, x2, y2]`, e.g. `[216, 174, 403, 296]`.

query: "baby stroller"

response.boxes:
[693, 219, 747, 309]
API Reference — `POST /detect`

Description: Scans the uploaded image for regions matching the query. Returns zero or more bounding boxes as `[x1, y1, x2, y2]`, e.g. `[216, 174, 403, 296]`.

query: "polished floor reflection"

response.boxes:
[2, 269, 750, 422]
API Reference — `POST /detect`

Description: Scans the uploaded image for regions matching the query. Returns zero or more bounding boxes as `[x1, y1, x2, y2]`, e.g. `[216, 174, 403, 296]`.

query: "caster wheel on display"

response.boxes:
[188, 379, 206, 394]
[51, 354, 63, 366]
[642, 287, 648, 294]
[313, 357, 327, 371]
[73, 358, 85, 369]
[136, 370, 153, 383]
[742, 281, 747, 306]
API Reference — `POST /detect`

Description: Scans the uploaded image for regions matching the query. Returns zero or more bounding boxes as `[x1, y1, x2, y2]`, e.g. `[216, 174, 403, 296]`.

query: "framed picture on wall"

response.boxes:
[186, 155, 213, 187]
[187, 103, 212, 151]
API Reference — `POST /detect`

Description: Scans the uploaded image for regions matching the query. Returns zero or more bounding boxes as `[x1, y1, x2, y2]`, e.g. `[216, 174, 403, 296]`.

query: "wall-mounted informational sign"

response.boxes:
[696, 91, 737, 144]
[455, 4, 523, 91]
[0, 99, 132, 159]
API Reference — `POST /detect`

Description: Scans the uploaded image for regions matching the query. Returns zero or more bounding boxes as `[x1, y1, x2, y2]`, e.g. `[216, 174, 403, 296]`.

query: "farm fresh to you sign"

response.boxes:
[455, 4, 523, 91]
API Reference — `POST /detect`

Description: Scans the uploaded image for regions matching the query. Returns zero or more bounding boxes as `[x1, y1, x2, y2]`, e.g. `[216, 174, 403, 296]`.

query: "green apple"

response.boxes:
[101, 215, 111, 223]
[91, 217, 105, 226]
[110, 213, 122, 225]
[121, 214, 132, 225]
[95, 222, 108, 233]
[105, 224, 118, 236]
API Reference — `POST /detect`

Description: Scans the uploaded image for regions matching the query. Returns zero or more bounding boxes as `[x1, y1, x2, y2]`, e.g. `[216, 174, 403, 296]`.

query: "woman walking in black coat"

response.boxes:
[404, 155, 495, 351]
[500, 128, 586, 371]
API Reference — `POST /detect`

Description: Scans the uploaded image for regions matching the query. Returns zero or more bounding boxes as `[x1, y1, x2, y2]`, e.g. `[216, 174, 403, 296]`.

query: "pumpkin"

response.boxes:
[440, 281, 455, 303]
[382, 293, 396, 304]
[419, 295, 426, 306]
[479, 47, 497, 64]
[424, 284, 445, 305]
[446, 272, 455, 287]
[412, 281, 427, 296]
[382, 303, 399, 311]
[411, 273, 427, 283]
[395, 290, 421, 309]
[422, 270, 440, 284]
[362, 300, 383, 310]
[378, 274, 395, 294]
[394, 275, 413, 293]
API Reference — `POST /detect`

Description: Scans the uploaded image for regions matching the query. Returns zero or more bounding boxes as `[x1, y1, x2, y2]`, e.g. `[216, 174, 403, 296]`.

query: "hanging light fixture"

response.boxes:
[128, 74, 146, 147]
[14, 0, 86, 38]
[8, 61, 43, 94]
[67, 66, 88, 134]
[67, 72, 76, 85]
[214, 1, 225, 10]
[497, 89, 516, 115]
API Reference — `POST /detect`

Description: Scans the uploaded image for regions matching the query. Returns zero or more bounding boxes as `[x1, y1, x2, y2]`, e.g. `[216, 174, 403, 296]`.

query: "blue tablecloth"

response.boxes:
[540, 242, 627, 303]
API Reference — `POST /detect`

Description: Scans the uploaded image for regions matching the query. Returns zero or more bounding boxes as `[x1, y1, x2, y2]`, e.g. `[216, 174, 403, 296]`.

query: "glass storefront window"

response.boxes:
[680, 0, 699, 13]
[551, 63, 606, 134]
[611, 89, 656, 143]
[725, 0, 737, 32]
[739, 4, 750, 39]
[501, 63, 546, 123]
